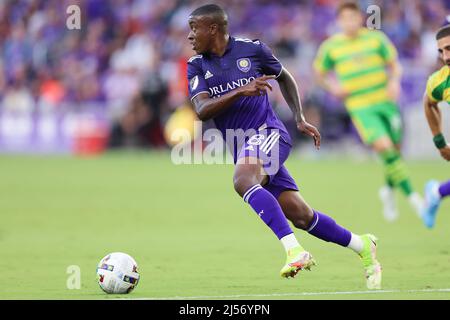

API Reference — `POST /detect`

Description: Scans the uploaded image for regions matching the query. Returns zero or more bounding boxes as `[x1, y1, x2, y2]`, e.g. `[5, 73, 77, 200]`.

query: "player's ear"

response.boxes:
[209, 23, 218, 35]
[357, 12, 364, 23]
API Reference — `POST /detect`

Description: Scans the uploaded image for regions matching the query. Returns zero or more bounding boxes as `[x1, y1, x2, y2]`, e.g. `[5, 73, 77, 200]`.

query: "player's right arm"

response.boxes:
[188, 55, 275, 120]
[191, 76, 275, 121]
[423, 93, 450, 161]
[187, 56, 276, 121]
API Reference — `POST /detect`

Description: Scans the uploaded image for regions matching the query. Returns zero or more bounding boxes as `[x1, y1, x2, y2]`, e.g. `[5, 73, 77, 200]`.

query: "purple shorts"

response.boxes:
[236, 128, 299, 199]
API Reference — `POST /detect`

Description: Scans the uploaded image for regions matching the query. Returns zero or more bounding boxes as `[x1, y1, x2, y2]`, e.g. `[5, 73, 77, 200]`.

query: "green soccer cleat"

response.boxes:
[359, 234, 382, 290]
[280, 246, 316, 278]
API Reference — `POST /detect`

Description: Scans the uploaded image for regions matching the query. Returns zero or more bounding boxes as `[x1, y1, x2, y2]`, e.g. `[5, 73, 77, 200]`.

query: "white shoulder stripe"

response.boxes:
[235, 37, 252, 42]
[235, 38, 260, 44]
[188, 55, 203, 63]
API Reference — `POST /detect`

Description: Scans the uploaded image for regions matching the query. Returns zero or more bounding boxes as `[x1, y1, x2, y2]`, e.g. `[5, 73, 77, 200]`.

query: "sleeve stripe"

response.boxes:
[235, 38, 258, 43]
[427, 91, 438, 102]
[190, 91, 210, 102]
[275, 65, 284, 79]
[427, 69, 449, 102]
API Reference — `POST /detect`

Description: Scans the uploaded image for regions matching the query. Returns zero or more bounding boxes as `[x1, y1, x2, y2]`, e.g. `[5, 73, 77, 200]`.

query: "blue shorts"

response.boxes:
[236, 128, 299, 199]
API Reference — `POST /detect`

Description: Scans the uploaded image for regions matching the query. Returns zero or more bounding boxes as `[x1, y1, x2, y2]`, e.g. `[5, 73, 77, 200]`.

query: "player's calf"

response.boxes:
[278, 191, 314, 230]
[234, 160, 295, 244]
[377, 147, 424, 218]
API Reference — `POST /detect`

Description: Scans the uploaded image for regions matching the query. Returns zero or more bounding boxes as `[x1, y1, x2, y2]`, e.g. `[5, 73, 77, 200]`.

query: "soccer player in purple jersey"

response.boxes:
[186, 4, 381, 289]
[422, 23, 450, 228]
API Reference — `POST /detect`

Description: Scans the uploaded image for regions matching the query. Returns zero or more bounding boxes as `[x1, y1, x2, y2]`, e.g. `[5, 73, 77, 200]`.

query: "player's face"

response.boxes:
[437, 36, 450, 66]
[188, 16, 213, 54]
[338, 9, 363, 36]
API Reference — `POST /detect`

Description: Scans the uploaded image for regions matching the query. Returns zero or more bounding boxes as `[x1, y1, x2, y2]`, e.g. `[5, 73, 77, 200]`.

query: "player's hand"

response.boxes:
[387, 80, 401, 102]
[329, 85, 348, 100]
[439, 145, 450, 161]
[238, 75, 276, 96]
[297, 120, 321, 150]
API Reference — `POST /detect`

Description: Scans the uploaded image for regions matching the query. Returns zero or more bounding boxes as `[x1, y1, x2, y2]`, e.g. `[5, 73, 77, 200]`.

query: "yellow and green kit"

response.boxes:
[314, 28, 418, 197]
[314, 28, 401, 145]
[426, 65, 450, 104]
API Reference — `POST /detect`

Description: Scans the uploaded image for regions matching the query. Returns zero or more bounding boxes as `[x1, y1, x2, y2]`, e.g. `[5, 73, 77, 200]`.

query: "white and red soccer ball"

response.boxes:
[96, 252, 140, 294]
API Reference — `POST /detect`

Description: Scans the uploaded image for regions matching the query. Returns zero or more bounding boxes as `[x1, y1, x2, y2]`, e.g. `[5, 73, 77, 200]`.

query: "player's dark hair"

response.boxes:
[189, 4, 228, 33]
[436, 25, 450, 40]
[336, 1, 361, 16]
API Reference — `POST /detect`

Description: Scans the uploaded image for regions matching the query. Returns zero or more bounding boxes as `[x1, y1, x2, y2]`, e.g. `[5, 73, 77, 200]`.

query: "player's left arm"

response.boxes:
[277, 67, 321, 149]
[423, 93, 450, 161]
[386, 59, 402, 102]
[258, 41, 320, 148]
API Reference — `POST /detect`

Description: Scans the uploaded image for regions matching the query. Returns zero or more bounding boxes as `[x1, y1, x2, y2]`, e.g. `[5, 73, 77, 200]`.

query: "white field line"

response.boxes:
[127, 288, 450, 300]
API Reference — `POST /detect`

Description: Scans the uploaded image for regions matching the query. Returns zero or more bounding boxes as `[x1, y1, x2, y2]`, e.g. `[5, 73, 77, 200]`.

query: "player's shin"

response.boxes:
[381, 150, 417, 196]
[243, 185, 316, 277]
[244, 184, 294, 241]
[380, 149, 424, 216]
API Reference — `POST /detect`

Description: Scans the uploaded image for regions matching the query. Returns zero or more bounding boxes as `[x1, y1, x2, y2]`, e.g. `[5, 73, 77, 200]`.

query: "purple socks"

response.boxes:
[307, 210, 352, 247]
[438, 180, 450, 198]
[244, 184, 293, 240]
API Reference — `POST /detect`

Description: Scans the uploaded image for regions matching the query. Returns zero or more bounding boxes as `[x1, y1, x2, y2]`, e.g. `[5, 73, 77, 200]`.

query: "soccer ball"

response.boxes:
[96, 252, 140, 294]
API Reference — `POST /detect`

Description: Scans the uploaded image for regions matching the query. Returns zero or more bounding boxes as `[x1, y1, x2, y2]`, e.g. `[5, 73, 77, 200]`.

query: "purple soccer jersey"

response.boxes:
[187, 37, 292, 152]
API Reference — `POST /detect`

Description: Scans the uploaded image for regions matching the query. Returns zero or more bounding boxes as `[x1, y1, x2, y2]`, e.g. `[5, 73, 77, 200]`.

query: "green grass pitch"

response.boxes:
[0, 152, 449, 300]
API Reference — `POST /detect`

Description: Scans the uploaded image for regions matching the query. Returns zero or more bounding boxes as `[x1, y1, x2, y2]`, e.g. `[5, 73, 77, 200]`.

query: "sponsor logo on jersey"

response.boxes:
[208, 76, 255, 97]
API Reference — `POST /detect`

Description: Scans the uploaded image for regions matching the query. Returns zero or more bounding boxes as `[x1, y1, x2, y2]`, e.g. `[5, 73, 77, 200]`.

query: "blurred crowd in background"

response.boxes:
[0, 0, 449, 151]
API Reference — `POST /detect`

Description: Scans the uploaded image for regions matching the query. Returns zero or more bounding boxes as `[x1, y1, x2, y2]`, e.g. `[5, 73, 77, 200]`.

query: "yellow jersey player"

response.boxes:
[313, 1, 423, 222]
[422, 22, 450, 229]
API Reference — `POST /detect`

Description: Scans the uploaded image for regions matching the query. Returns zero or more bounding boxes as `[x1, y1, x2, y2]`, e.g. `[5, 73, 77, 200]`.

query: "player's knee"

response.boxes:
[233, 174, 258, 198]
[291, 204, 314, 230]
[372, 137, 394, 153]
